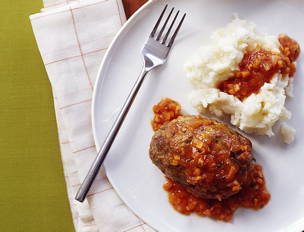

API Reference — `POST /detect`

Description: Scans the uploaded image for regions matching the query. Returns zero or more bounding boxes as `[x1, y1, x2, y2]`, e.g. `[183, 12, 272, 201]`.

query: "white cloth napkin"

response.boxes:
[30, 0, 156, 231]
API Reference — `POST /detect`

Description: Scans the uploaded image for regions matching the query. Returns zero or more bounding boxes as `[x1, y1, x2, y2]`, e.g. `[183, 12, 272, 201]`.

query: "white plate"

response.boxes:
[92, 0, 304, 231]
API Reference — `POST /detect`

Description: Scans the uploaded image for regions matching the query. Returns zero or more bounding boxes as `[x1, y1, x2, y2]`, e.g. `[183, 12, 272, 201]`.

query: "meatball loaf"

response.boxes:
[149, 115, 254, 200]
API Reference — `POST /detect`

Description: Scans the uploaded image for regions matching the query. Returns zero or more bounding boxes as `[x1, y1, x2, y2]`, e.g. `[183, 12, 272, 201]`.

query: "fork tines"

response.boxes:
[150, 4, 186, 47]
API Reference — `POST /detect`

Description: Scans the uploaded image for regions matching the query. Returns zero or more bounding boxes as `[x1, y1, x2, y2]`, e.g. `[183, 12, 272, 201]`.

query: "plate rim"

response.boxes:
[91, 0, 155, 150]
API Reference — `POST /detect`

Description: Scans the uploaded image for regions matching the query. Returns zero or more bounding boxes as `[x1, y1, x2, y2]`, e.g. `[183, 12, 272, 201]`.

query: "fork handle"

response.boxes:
[75, 67, 149, 202]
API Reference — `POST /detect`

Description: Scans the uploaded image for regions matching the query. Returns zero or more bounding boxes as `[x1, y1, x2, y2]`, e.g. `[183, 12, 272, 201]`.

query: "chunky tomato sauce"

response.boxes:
[151, 99, 270, 221]
[151, 98, 181, 131]
[218, 35, 300, 101]
[164, 164, 270, 221]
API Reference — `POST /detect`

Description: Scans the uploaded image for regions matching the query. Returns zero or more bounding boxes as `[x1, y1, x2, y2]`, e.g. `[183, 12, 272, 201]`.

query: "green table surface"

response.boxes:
[0, 1, 75, 231]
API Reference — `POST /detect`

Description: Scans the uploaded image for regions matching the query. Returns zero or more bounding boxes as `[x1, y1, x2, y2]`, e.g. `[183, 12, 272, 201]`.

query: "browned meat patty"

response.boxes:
[149, 115, 254, 200]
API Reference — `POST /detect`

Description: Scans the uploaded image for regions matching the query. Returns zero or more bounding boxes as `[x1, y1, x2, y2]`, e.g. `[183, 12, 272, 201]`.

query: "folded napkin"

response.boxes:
[30, 0, 155, 231]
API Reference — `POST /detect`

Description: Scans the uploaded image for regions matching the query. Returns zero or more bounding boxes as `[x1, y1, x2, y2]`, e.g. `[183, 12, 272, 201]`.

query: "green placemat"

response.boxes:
[0, 1, 75, 231]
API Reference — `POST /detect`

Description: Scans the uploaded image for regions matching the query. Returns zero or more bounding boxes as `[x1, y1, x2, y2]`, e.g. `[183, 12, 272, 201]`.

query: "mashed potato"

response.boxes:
[280, 123, 296, 144]
[185, 18, 297, 140]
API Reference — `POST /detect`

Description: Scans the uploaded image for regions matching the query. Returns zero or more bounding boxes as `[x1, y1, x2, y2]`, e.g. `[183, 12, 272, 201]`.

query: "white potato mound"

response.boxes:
[185, 18, 295, 139]
[280, 123, 296, 144]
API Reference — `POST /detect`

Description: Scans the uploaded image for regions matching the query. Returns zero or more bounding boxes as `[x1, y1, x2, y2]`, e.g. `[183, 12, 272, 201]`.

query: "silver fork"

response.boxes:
[75, 5, 186, 202]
